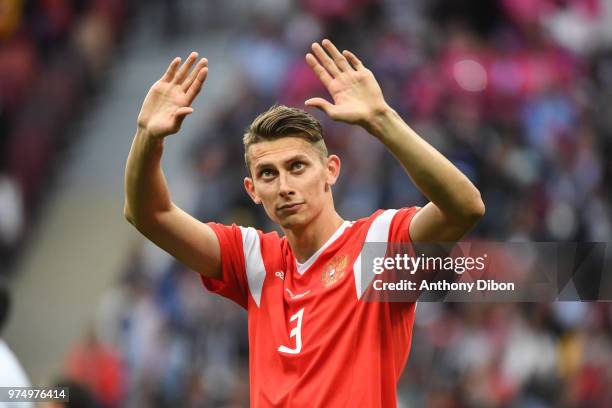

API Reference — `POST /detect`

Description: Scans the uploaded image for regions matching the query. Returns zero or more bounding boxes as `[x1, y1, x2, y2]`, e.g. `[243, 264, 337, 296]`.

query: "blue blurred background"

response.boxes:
[1, 0, 612, 406]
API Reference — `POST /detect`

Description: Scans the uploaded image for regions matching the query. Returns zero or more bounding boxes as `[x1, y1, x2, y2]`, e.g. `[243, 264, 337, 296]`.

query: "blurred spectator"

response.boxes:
[0, 174, 23, 267]
[0, 0, 132, 277]
[64, 328, 124, 408]
[0, 280, 33, 408]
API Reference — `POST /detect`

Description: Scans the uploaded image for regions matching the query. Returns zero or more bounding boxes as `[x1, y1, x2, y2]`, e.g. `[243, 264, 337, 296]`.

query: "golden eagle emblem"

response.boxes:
[321, 255, 348, 287]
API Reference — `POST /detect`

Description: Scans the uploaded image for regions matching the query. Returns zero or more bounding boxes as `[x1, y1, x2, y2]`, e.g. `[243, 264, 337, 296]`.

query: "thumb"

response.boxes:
[305, 98, 334, 115]
[174, 107, 194, 129]
[175, 107, 194, 117]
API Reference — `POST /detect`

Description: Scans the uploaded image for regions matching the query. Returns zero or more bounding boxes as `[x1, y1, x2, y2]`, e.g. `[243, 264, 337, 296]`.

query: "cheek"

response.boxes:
[251, 183, 272, 204]
[258, 188, 276, 205]
[304, 173, 327, 198]
[258, 192, 278, 218]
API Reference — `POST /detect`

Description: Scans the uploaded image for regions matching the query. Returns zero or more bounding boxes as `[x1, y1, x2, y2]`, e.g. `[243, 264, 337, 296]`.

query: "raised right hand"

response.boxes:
[137, 52, 208, 138]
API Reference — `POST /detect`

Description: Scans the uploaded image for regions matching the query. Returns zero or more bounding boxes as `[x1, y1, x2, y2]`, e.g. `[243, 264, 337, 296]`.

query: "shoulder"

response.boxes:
[207, 222, 282, 247]
[204, 222, 285, 269]
[348, 207, 420, 243]
[352, 207, 419, 229]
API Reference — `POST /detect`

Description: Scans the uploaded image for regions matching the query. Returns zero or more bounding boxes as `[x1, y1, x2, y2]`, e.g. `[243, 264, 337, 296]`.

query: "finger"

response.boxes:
[161, 57, 181, 82]
[174, 52, 198, 85]
[186, 67, 208, 104]
[342, 50, 364, 70]
[182, 58, 208, 92]
[322, 39, 351, 72]
[311, 42, 340, 78]
[175, 107, 194, 117]
[305, 53, 332, 88]
[174, 107, 193, 131]
[305, 97, 334, 116]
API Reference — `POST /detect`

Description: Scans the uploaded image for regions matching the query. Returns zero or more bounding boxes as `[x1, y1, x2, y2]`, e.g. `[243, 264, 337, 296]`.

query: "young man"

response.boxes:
[124, 39, 484, 407]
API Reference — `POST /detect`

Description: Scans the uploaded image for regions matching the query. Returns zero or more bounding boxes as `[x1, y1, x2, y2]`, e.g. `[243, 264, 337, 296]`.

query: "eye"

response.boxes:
[291, 161, 305, 171]
[259, 169, 275, 179]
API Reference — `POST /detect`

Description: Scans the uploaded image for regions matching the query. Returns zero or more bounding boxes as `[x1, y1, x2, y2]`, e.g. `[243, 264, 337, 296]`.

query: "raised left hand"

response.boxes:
[305, 39, 390, 131]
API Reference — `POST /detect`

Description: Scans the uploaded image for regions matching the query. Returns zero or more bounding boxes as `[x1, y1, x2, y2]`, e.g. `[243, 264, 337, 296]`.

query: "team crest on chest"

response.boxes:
[321, 255, 348, 287]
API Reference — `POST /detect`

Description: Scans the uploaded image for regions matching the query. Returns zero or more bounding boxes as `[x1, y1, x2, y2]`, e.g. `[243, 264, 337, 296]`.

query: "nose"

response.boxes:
[278, 172, 295, 198]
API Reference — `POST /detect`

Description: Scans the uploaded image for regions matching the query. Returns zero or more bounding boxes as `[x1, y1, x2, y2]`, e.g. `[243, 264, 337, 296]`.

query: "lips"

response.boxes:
[278, 202, 304, 211]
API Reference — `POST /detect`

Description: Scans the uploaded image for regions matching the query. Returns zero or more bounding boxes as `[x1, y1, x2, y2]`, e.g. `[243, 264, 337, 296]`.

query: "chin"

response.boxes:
[278, 213, 310, 230]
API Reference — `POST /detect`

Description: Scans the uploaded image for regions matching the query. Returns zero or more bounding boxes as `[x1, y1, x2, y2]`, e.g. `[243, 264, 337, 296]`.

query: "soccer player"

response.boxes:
[124, 39, 484, 407]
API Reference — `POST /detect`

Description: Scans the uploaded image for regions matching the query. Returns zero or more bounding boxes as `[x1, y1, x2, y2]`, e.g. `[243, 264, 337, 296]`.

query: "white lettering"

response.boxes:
[278, 308, 305, 355]
[476, 280, 515, 291]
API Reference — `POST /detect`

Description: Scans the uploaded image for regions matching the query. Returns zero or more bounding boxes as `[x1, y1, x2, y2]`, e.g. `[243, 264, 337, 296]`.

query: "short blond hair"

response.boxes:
[243, 105, 328, 172]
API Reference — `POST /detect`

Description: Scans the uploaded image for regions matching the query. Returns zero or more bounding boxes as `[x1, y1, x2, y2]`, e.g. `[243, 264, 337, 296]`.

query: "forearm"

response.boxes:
[368, 107, 483, 220]
[124, 129, 173, 225]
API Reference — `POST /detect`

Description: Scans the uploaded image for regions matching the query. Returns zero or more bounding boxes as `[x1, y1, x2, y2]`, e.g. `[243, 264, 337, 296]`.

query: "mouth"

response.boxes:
[277, 202, 305, 212]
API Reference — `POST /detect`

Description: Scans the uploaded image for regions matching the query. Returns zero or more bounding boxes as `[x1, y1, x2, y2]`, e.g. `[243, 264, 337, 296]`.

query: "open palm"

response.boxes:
[305, 40, 389, 129]
[137, 52, 208, 138]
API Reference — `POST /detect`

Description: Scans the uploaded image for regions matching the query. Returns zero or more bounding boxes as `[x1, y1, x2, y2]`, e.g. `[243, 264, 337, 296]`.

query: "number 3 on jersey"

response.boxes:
[278, 308, 305, 355]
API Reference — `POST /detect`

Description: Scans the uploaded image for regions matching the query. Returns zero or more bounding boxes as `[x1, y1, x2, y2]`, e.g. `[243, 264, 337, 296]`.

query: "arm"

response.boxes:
[124, 52, 222, 278]
[304, 39, 485, 242]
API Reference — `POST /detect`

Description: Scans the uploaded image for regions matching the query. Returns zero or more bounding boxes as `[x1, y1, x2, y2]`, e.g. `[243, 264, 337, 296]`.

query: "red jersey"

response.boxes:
[201, 207, 419, 407]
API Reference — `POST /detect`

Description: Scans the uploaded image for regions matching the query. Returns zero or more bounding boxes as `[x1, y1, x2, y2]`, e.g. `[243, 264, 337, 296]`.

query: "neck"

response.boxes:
[283, 207, 344, 263]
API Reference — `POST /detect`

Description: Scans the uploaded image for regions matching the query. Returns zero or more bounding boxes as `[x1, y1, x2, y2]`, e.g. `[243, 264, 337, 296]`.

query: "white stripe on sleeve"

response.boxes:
[239, 226, 266, 307]
[353, 209, 398, 299]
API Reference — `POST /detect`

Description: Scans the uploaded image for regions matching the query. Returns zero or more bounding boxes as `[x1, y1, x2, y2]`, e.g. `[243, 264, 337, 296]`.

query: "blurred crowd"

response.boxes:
[0, 0, 133, 275]
[4, 0, 612, 407]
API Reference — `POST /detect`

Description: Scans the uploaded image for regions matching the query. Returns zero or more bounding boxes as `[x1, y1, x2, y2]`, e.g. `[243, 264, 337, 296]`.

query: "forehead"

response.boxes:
[248, 137, 320, 167]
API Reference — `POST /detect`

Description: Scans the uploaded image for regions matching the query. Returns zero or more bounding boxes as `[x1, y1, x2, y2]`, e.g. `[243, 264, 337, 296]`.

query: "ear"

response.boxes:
[325, 155, 341, 187]
[244, 177, 262, 204]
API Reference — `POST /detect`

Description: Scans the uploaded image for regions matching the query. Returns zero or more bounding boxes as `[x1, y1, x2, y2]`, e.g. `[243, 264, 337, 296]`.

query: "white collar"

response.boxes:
[295, 221, 351, 275]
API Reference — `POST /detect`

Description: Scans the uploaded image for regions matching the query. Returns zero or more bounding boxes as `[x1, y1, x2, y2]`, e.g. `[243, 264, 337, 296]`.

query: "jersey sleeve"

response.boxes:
[354, 207, 420, 300]
[388, 206, 420, 243]
[200, 222, 250, 309]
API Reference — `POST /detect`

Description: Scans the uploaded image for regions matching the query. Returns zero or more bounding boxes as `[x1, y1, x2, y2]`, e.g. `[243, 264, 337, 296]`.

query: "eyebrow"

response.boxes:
[254, 154, 311, 173]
